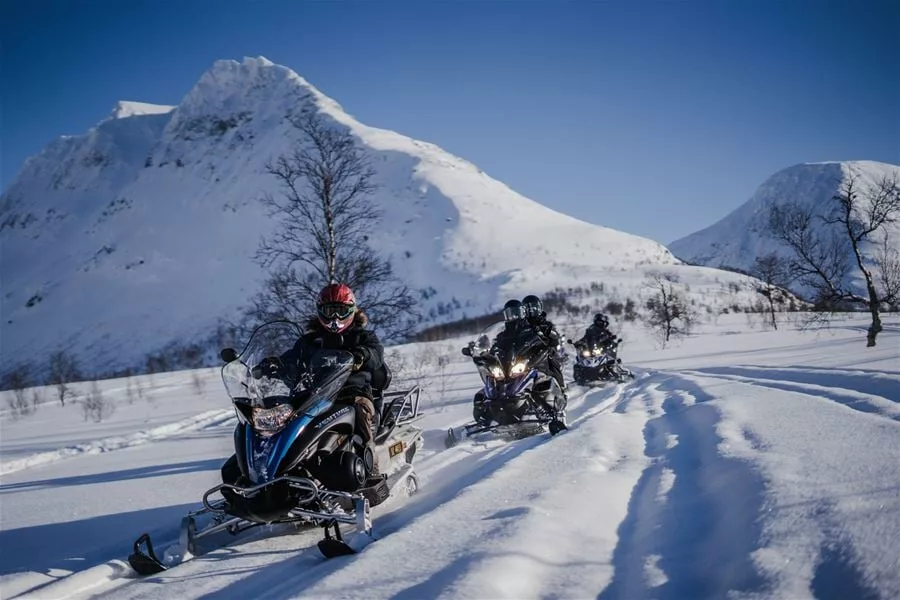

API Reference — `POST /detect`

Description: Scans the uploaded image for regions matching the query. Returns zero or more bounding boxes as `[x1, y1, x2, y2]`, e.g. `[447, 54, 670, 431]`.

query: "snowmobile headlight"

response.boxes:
[592, 348, 603, 356]
[252, 404, 295, 436]
[489, 366, 505, 380]
[581, 350, 591, 357]
[509, 361, 527, 376]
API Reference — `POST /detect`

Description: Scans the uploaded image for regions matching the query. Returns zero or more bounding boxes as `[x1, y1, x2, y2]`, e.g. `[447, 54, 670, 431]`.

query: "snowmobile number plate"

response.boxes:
[388, 441, 405, 458]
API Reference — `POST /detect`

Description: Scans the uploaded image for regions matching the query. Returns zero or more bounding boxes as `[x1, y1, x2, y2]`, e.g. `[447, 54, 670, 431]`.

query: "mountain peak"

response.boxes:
[166, 55, 344, 134]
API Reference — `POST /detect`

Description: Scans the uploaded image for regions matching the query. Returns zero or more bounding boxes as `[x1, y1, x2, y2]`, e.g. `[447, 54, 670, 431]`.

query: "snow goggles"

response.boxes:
[318, 302, 355, 320]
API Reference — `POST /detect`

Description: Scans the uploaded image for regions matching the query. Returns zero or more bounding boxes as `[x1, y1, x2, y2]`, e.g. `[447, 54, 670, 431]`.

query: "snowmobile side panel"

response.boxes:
[245, 397, 331, 483]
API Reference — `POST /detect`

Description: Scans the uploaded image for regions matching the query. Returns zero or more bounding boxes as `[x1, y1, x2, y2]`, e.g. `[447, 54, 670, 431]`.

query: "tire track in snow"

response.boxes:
[202, 381, 649, 600]
[684, 371, 899, 600]
[600, 372, 769, 600]
[680, 367, 900, 422]
[61, 379, 647, 600]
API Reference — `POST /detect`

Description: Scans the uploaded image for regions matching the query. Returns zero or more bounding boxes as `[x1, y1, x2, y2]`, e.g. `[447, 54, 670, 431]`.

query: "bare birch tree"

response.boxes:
[769, 172, 900, 346]
[750, 253, 790, 331]
[643, 272, 697, 347]
[251, 111, 416, 338]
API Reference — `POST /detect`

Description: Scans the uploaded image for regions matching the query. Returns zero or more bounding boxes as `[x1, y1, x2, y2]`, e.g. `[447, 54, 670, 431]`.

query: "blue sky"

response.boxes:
[1, 0, 897, 244]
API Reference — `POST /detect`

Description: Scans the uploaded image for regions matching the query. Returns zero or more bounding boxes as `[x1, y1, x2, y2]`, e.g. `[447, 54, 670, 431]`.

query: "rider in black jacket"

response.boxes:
[522, 294, 567, 399]
[578, 313, 617, 349]
[278, 283, 384, 474]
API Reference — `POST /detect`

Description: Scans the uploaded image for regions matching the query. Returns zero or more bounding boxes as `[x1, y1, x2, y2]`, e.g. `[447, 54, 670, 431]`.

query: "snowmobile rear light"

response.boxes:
[509, 361, 527, 376]
[252, 404, 295, 436]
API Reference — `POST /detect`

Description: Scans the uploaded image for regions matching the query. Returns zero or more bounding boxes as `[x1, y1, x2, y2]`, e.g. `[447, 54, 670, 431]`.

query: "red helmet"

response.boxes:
[317, 283, 357, 333]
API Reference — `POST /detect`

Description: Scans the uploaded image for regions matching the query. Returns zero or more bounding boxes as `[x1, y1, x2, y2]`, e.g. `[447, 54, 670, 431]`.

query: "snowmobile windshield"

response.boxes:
[469, 321, 507, 355]
[295, 349, 355, 413]
[221, 320, 304, 409]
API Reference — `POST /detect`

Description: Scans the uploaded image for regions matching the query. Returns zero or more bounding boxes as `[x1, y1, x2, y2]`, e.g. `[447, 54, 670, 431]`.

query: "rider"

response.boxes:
[522, 294, 567, 399]
[279, 283, 385, 475]
[467, 299, 530, 425]
[577, 313, 618, 351]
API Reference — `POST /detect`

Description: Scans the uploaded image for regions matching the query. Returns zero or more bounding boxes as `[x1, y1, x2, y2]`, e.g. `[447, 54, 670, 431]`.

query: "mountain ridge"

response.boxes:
[2, 56, 765, 377]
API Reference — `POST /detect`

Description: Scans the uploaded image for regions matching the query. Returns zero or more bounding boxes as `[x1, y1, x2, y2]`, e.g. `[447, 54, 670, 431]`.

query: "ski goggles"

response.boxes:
[318, 302, 356, 321]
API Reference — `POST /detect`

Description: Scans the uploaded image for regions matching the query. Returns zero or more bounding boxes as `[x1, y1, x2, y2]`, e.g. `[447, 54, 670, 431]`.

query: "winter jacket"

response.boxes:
[526, 313, 563, 349]
[578, 324, 616, 347]
[281, 310, 384, 399]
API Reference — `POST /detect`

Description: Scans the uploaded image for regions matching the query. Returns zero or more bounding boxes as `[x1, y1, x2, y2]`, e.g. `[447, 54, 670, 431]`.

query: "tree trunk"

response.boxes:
[850, 236, 883, 347]
[323, 177, 336, 282]
[767, 291, 777, 331]
[865, 278, 883, 347]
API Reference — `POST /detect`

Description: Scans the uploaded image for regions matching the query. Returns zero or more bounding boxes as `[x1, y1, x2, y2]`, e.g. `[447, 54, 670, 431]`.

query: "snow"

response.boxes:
[1, 312, 898, 599]
[1, 55, 768, 378]
[107, 101, 176, 120]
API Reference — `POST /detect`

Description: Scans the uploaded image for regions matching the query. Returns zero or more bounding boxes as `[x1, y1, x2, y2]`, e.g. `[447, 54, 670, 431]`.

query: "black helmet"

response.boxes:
[522, 294, 543, 318]
[593, 313, 609, 327]
[502, 299, 526, 322]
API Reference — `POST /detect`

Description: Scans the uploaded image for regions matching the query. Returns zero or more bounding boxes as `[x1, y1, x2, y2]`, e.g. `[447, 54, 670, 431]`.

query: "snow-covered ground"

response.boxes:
[1, 313, 898, 599]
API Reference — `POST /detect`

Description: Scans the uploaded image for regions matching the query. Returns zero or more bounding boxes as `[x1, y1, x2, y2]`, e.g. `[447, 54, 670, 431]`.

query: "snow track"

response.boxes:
[0, 409, 235, 477]
[681, 366, 900, 421]
[601, 373, 767, 599]
[78, 382, 649, 599]
[674, 370, 900, 599]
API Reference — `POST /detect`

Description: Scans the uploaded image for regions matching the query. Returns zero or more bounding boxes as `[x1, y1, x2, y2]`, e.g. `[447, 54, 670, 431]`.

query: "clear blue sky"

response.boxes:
[2, 0, 897, 244]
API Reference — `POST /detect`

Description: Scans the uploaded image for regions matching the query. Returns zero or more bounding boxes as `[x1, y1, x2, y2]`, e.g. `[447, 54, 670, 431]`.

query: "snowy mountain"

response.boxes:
[668, 160, 900, 296]
[1, 56, 762, 378]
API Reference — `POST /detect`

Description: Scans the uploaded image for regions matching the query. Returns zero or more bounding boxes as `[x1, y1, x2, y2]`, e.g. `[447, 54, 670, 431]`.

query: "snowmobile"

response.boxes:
[569, 337, 635, 385]
[445, 321, 568, 448]
[127, 320, 424, 575]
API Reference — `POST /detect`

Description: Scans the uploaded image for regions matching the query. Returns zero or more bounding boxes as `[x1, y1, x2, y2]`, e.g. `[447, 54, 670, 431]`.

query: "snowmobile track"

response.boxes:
[680, 368, 900, 422]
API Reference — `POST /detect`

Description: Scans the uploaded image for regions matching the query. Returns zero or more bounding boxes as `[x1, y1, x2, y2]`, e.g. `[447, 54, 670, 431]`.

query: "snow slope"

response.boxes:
[1, 313, 898, 599]
[668, 160, 900, 297]
[0, 56, 767, 378]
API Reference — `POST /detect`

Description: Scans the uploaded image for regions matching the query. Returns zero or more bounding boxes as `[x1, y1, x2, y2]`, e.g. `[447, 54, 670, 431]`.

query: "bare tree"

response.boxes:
[191, 371, 206, 396]
[751, 253, 791, 331]
[769, 173, 900, 346]
[126, 376, 138, 404]
[643, 272, 697, 347]
[48, 350, 81, 406]
[82, 381, 115, 422]
[251, 111, 416, 338]
[874, 231, 900, 311]
[385, 346, 433, 402]
[2, 364, 34, 419]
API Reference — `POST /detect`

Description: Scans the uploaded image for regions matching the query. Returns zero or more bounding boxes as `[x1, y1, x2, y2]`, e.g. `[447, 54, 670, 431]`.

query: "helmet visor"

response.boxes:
[318, 302, 355, 321]
[523, 304, 541, 317]
[503, 304, 526, 321]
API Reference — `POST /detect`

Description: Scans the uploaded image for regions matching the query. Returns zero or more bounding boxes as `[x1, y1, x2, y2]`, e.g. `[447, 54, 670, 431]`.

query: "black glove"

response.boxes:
[252, 356, 284, 379]
[351, 349, 366, 371]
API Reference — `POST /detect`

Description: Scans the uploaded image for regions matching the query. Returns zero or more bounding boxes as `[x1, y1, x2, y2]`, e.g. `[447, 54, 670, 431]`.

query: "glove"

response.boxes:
[252, 356, 284, 380]
[351, 349, 365, 371]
